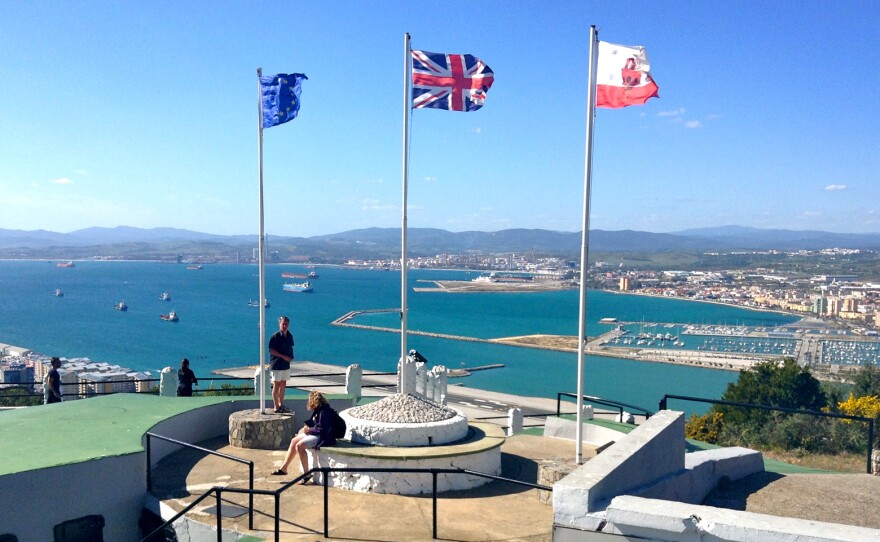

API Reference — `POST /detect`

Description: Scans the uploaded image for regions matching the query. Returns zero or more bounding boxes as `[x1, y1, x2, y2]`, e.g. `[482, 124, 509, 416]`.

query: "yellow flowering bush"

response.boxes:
[685, 411, 724, 443]
[837, 394, 880, 423]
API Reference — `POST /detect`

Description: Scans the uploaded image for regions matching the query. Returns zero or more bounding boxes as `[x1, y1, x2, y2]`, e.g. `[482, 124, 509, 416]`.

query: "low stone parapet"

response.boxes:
[229, 409, 296, 450]
[537, 458, 577, 504]
[305, 422, 505, 495]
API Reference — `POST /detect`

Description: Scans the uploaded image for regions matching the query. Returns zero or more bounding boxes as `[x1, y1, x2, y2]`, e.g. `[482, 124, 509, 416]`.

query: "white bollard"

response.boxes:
[582, 404, 594, 420]
[254, 366, 272, 398]
[416, 363, 428, 397]
[159, 367, 176, 397]
[398, 355, 417, 395]
[431, 365, 448, 405]
[346, 364, 362, 400]
[508, 407, 523, 436]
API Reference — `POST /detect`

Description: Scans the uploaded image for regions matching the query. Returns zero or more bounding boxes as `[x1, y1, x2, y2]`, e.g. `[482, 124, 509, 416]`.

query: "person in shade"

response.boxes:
[268, 315, 294, 413]
[271, 391, 336, 482]
[44, 357, 63, 404]
[176, 358, 198, 397]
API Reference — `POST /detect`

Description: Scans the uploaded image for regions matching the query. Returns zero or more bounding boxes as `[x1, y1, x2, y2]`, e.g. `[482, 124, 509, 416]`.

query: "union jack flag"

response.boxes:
[411, 50, 494, 112]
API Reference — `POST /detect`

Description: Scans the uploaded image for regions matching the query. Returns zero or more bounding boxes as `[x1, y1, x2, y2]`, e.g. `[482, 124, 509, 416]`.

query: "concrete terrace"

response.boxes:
[3, 384, 880, 540]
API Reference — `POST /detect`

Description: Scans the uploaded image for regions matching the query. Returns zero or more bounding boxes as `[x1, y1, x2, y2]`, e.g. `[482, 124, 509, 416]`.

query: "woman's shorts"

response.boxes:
[271, 370, 290, 382]
[299, 434, 319, 448]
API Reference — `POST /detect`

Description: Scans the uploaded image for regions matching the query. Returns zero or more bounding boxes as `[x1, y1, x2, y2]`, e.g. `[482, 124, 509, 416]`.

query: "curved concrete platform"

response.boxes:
[308, 422, 506, 494]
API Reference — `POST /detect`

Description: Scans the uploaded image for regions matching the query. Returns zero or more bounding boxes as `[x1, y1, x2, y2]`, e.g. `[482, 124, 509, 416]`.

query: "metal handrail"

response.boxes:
[141, 464, 550, 541]
[660, 393, 876, 474]
[557, 391, 653, 419]
[144, 432, 256, 530]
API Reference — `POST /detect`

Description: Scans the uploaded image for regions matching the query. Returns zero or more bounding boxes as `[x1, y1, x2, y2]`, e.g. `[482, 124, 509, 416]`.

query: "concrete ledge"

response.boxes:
[306, 422, 505, 495]
[554, 410, 685, 528]
[632, 446, 764, 505]
[316, 422, 505, 459]
[543, 416, 621, 448]
[604, 495, 880, 542]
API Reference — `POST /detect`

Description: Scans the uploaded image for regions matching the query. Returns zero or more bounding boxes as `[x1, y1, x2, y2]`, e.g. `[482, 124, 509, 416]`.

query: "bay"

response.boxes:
[0, 261, 799, 415]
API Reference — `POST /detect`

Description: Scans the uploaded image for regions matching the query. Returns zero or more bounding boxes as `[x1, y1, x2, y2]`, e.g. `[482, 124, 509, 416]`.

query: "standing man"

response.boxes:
[268, 315, 294, 413]
[44, 356, 63, 404]
[176, 358, 198, 397]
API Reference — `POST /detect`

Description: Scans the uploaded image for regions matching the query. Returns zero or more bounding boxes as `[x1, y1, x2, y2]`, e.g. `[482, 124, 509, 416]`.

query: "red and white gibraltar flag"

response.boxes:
[596, 41, 659, 109]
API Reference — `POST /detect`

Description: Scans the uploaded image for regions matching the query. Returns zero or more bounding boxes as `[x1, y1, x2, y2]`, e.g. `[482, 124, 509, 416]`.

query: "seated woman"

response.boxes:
[271, 390, 337, 482]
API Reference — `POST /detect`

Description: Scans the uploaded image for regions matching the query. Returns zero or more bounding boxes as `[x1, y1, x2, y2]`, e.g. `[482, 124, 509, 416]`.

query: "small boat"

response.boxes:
[281, 272, 308, 279]
[160, 310, 179, 322]
[248, 299, 270, 308]
[282, 281, 313, 293]
[307, 271, 319, 279]
[159, 292, 171, 301]
[186, 264, 204, 270]
[52, 288, 64, 297]
[56, 261, 75, 268]
[115, 301, 128, 311]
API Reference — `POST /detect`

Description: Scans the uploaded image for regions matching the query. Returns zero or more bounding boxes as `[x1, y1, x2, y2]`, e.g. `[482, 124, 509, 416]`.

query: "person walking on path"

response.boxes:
[44, 357, 63, 404]
[271, 391, 336, 482]
[268, 315, 294, 413]
[176, 358, 198, 397]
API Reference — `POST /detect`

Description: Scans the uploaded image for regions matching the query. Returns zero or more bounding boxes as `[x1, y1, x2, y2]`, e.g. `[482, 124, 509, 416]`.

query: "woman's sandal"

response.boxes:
[271, 469, 287, 476]
[299, 474, 313, 485]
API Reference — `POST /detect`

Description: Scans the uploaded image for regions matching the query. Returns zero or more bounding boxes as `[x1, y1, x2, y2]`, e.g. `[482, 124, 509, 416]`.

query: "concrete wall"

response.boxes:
[554, 410, 686, 530]
[543, 416, 622, 448]
[549, 409, 880, 541]
[309, 447, 501, 494]
[0, 454, 144, 541]
[0, 397, 340, 541]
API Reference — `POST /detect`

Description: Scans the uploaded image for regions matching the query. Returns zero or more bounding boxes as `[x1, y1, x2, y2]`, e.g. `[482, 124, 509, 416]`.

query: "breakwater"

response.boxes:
[332, 308, 493, 344]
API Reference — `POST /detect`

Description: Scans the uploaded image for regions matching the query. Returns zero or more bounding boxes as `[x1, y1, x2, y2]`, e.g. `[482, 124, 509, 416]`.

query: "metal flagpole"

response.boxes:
[257, 68, 268, 415]
[576, 25, 599, 464]
[400, 33, 412, 378]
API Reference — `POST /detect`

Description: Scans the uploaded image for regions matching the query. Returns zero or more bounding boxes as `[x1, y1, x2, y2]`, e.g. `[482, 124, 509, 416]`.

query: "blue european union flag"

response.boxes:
[260, 73, 307, 128]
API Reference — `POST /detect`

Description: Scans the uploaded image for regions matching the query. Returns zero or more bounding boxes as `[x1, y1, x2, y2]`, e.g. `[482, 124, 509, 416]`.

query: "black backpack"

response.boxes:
[330, 407, 347, 439]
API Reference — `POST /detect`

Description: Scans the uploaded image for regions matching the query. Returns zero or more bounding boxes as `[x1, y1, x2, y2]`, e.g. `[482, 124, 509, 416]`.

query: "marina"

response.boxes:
[591, 320, 880, 375]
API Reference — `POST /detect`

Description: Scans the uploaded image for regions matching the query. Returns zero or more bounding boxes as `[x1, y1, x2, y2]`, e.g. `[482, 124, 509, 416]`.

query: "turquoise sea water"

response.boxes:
[0, 261, 799, 414]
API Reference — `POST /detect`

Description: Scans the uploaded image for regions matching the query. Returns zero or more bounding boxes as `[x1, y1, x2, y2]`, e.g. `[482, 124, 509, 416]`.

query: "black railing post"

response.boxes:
[868, 420, 875, 474]
[215, 490, 222, 542]
[248, 463, 254, 530]
[274, 493, 280, 542]
[323, 468, 330, 538]
[556, 392, 562, 417]
[432, 472, 438, 539]
[145, 433, 152, 492]
[659, 395, 667, 411]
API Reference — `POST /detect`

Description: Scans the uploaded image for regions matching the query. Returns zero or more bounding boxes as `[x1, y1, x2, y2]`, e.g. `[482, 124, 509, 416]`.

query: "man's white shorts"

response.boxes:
[271, 370, 290, 382]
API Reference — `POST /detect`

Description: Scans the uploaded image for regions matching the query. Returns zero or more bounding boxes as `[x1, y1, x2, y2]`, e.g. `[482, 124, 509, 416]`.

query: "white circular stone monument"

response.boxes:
[341, 393, 469, 447]
[308, 393, 504, 495]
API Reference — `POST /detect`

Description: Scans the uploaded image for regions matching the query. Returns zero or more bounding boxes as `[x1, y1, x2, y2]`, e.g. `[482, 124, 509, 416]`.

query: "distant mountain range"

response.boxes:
[2, 225, 880, 260]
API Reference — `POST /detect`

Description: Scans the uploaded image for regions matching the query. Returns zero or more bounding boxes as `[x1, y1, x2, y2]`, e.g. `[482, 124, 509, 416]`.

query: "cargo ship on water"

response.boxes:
[282, 281, 313, 293]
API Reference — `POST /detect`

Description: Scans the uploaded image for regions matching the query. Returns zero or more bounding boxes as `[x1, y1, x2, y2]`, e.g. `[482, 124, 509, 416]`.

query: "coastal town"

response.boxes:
[347, 247, 880, 333]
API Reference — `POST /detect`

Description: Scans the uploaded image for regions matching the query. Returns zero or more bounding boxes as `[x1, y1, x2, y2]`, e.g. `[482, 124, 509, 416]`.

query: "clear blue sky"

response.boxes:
[2, 1, 878, 237]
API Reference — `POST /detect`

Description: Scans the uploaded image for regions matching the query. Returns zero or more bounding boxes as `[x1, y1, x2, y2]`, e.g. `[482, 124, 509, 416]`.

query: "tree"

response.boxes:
[852, 363, 880, 398]
[0, 386, 42, 407]
[717, 358, 826, 427]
